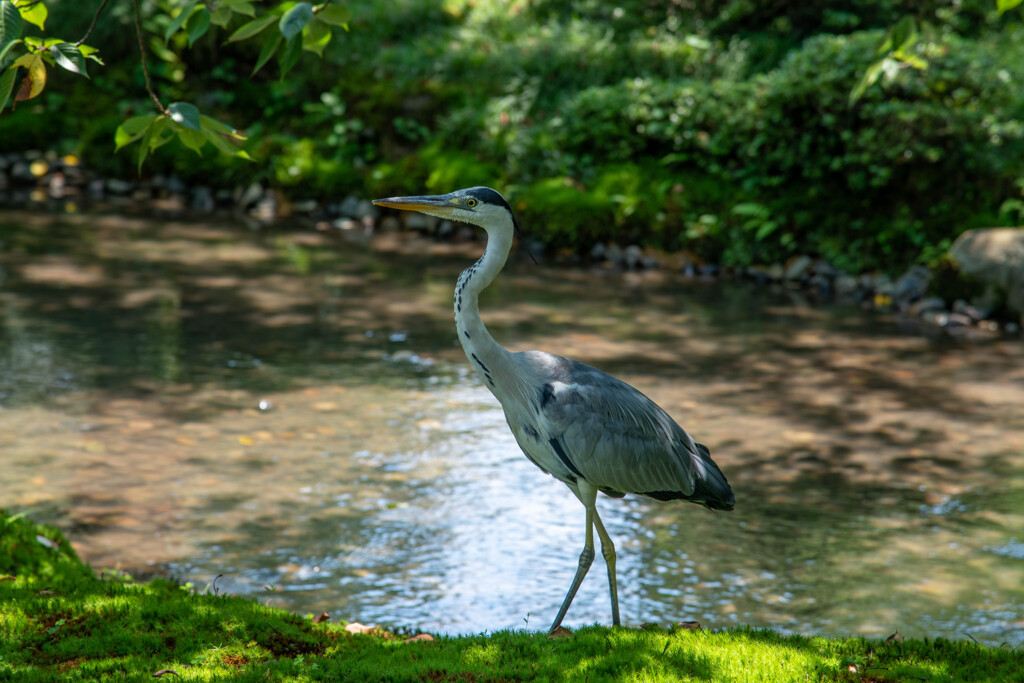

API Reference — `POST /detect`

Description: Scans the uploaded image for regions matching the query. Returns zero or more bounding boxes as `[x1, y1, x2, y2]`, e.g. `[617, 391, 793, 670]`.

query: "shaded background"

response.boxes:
[1, 0, 1024, 271]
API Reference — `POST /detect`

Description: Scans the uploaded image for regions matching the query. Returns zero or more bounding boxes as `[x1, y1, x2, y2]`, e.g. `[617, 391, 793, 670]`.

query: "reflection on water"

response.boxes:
[1, 211, 1023, 643]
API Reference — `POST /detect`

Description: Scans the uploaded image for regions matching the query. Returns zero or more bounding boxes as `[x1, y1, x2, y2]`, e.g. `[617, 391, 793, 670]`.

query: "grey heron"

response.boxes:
[372, 187, 734, 633]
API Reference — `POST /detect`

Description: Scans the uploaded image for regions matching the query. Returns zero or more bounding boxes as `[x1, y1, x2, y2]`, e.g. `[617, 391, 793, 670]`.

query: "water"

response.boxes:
[1, 210, 1023, 644]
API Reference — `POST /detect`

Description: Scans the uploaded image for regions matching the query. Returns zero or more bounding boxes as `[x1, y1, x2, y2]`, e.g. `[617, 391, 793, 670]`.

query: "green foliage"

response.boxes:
[0, 0, 348, 165]
[2, 0, 1023, 273]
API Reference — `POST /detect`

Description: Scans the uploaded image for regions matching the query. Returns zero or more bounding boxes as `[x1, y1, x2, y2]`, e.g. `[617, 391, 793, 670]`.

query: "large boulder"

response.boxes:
[949, 228, 1024, 318]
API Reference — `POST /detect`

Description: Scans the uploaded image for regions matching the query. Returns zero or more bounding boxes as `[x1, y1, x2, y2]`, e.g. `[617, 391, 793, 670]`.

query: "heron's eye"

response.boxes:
[466, 198, 478, 208]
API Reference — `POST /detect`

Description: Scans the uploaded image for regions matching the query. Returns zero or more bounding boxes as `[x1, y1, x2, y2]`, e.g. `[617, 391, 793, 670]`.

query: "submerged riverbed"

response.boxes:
[1, 210, 1023, 643]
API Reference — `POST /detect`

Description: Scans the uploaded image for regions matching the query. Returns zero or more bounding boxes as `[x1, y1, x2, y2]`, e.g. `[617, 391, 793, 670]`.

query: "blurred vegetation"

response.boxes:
[1, 0, 1023, 272]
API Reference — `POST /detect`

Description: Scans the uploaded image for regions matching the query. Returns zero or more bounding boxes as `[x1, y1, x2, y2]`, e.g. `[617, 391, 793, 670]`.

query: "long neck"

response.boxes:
[455, 224, 515, 396]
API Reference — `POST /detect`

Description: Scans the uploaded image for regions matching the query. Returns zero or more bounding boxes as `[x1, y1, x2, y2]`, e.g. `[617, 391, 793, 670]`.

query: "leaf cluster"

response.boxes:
[0, 0, 101, 113]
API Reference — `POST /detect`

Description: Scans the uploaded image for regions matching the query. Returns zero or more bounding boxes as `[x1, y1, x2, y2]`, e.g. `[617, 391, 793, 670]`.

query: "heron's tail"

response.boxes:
[690, 442, 735, 511]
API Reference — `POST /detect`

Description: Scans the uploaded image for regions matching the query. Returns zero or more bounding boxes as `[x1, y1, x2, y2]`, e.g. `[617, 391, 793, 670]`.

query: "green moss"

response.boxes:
[2, 510, 1021, 682]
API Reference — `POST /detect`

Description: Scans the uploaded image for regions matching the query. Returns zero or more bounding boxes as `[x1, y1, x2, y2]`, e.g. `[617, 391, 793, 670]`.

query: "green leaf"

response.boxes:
[210, 5, 232, 27]
[50, 43, 88, 78]
[277, 34, 301, 78]
[894, 51, 928, 71]
[114, 115, 158, 151]
[12, 50, 43, 101]
[279, 2, 313, 41]
[220, 0, 256, 16]
[137, 117, 169, 171]
[164, 0, 199, 42]
[998, 0, 1024, 14]
[168, 101, 202, 131]
[0, 37, 20, 62]
[200, 116, 251, 159]
[202, 127, 253, 160]
[302, 17, 331, 56]
[199, 114, 246, 139]
[890, 16, 916, 52]
[78, 44, 104, 65]
[315, 4, 350, 27]
[0, 66, 15, 113]
[174, 124, 207, 154]
[225, 12, 277, 43]
[849, 59, 885, 105]
[15, 0, 45, 30]
[252, 32, 281, 75]
[187, 7, 211, 46]
[232, 1, 256, 17]
[1, 0, 22, 47]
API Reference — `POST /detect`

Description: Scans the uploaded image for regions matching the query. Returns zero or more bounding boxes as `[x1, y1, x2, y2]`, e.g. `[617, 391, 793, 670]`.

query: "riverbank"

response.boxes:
[2, 512, 1020, 682]
[1, 152, 1020, 343]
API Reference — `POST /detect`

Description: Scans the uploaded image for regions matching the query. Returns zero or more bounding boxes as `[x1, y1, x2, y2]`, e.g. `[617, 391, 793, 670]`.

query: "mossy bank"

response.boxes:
[1, 511, 1020, 682]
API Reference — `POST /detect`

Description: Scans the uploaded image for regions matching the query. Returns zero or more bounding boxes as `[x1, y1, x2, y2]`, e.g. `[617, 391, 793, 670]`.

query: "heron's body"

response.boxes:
[373, 187, 734, 632]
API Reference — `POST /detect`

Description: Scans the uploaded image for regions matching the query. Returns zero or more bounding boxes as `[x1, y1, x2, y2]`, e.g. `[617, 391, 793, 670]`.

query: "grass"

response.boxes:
[2, 510, 1021, 682]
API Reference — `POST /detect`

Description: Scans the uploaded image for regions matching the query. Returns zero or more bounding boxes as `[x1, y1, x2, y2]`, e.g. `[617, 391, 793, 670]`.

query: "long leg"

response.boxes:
[593, 510, 620, 627]
[549, 482, 599, 633]
[548, 505, 594, 633]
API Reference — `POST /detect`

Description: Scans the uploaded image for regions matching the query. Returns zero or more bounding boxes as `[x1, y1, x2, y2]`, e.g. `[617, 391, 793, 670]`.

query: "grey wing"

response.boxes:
[538, 357, 734, 509]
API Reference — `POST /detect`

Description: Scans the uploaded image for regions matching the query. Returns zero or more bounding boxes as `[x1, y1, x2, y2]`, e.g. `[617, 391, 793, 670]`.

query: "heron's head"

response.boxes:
[372, 186, 518, 236]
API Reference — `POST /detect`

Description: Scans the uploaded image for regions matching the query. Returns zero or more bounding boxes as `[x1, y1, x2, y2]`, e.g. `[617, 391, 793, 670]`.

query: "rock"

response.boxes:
[191, 186, 214, 212]
[251, 195, 277, 221]
[590, 242, 607, 261]
[333, 218, 359, 231]
[47, 172, 66, 198]
[910, 296, 947, 317]
[355, 199, 379, 222]
[437, 220, 455, 239]
[166, 175, 186, 195]
[238, 182, 264, 209]
[10, 162, 34, 183]
[105, 178, 134, 195]
[872, 274, 894, 296]
[893, 265, 932, 304]
[605, 243, 624, 267]
[784, 255, 813, 281]
[766, 263, 785, 281]
[813, 260, 839, 278]
[944, 312, 974, 327]
[378, 215, 401, 232]
[834, 273, 859, 296]
[624, 245, 643, 270]
[952, 299, 990, 322]
[404, 212, 437, 233]
[949, 228, 1024, 318]
[339, 195, 362, 218]
[292, 199, 319, 213]
[808, 273, 834, 297]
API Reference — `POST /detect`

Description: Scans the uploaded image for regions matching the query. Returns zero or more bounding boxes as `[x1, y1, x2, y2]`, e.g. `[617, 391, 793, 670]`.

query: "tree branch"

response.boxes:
[131, 0, 166, 114]
[75, 0, 113, 47]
